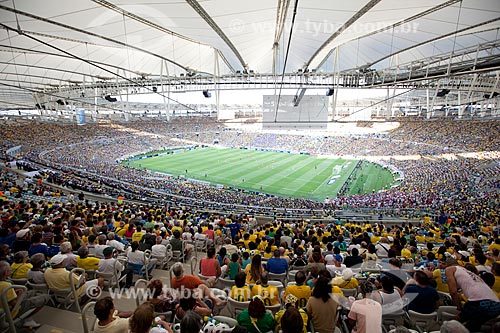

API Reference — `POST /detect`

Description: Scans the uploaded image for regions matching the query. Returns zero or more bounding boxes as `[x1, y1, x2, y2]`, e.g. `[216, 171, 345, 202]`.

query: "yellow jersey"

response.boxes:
[131, 231, 144, 243]
[76, 257, 100, 270]
[230, 286, 251, 302]
[432, 269, 449, 293]
[251, 284, 280, 306]
[284, 284, 311, 308]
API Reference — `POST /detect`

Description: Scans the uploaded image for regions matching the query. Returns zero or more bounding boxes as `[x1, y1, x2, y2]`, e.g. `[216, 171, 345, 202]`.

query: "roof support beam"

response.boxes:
[274, 0, 291, 44]
[0, 4, 189, 71]
[272, 0, 291, 74]
[185, 0, 247, 71]
[91, 0, 235, 73]
[0, 44, 147, 78]
[314, 0, 461, 70]
[305, 0, 382, 69]
[364, 16, 500, 69]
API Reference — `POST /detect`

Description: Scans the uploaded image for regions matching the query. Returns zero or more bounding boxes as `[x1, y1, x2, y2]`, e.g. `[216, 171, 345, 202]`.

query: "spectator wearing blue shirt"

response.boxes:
[48, 234, 64, 258]
[228, 221, 242, 241]
[0, 227, 16, 248]
[403, 270, 439, 314]
[0, 244, 12, 264]
[28, 233, 49, 258]
[266, 250, 289, 274]
[415, 252, 438, 270]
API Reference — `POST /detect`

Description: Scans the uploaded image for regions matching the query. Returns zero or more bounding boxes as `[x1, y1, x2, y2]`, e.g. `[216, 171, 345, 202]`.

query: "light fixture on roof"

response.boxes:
[105, 95, 118, 102]
[436, 89, 450, 97]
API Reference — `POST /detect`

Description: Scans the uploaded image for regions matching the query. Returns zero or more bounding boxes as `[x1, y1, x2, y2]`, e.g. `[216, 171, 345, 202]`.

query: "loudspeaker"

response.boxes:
[105, 95, 118, 102]
[202, 90, 211, 98]
[484, 92, 499, 99]
[326, 88, 334, 96]
[436, 89, 450, 97]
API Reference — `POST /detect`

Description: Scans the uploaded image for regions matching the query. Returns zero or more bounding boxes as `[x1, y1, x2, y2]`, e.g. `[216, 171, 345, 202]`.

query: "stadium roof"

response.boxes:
[0, 0, 499, 109]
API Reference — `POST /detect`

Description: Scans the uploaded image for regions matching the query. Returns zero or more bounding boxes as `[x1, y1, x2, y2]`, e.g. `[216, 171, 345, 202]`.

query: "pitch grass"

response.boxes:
[123, 147, 395, 202]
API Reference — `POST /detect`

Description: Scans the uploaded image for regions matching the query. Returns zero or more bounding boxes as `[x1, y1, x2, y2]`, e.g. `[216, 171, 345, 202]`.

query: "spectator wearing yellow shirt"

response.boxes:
[371, 233, 381, 244]
[131, 225, 144, 243]
[244, 254, 264, 285]
[274, 294, 308, 333]
[284, 271, 311, 308]
[415, 233, 426, 243]
[263, 246, 273, 259]
[171, 221, 183, 235]
[230, 272, 251, 302]
[257, 239, 268, 252]
[0, 261, 47, 328]
[76, 246, 100, 271]
[421, 242, 436, 257]
[249, 230, 257, 242]
[487, 239, 500, 252]
[332, 268, 359, 290]
[115, 221, 128, 237]
[11, 251, 32, 279]
[432, 258, 456, 293]
[242, 234, 251, 249]
[251, 272, 279, 306]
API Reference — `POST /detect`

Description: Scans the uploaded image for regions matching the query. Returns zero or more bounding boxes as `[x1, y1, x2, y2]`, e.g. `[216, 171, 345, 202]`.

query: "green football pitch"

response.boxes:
[123, 147, 395, 201]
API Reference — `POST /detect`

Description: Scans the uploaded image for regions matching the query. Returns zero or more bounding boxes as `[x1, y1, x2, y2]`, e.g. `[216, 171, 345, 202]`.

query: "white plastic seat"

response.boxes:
[340, 287, 358, 298]
[134, 279, 149, 307]
[268, 272, 287, 287]
[227, 297, 250, 317]
[0, 285, 37, 332]
[436, 305, 457, 324]
[408, 310, 439, 332]
[215, 277, 235, 292]
[82, 301, 97, 333]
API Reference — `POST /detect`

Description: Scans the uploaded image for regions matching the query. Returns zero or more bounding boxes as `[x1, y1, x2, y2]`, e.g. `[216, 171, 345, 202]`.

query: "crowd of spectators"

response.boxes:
[1, 182, 499, 331]
[0, 118, 498, 220]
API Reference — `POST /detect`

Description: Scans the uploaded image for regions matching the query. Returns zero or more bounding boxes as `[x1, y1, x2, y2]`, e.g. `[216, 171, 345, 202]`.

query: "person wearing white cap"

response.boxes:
[332, 268, 358, 290]
[325, 254, 345, 277]
[13, 228, 31, 253]
[44, 254, 104, 300]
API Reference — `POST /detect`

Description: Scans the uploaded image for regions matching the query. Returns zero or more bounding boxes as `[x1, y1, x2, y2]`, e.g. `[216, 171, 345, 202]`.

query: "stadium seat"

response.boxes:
[0, 285, 37, 332]
[436, 305, 458, 324]
[227, 297, 250, 317]
[408, 310, 439, 332]
[268, 272, 288, 287]
[215, 277, 235, 292]
[134, 279, 149, 307]
[81, 301, 97, 333]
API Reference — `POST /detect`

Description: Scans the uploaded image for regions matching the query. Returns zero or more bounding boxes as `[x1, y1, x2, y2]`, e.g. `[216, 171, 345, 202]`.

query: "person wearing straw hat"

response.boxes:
[274, 294, 308, 333]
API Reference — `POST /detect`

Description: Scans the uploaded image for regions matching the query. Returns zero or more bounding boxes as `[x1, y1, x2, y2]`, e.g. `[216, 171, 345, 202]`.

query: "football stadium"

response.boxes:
[0, 1, 499, 333]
